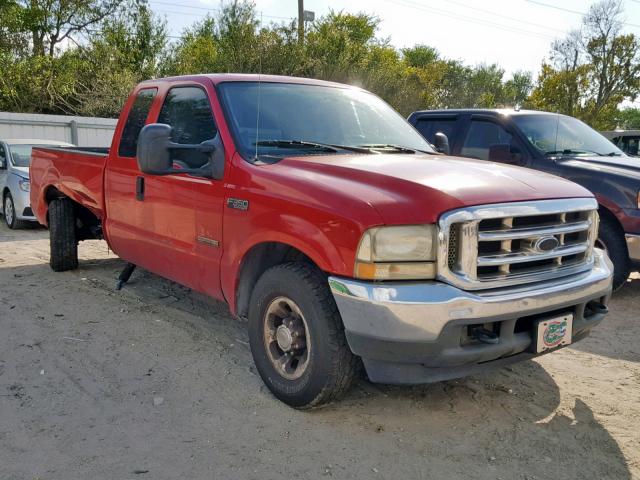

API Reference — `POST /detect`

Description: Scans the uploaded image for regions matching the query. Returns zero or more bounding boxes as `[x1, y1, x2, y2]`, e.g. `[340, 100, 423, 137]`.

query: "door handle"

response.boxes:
[136, 176, 145, 201]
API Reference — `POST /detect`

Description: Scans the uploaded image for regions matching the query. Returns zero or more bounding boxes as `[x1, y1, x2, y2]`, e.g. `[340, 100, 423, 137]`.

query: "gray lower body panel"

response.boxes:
[329, 250, 613, 384]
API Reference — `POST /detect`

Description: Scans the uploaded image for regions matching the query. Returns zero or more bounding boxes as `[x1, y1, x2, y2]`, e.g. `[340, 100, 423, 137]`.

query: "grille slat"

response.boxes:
[439, 199, 598, 290]
[477, 243, 589, 266]
[477, 220, 591, 241]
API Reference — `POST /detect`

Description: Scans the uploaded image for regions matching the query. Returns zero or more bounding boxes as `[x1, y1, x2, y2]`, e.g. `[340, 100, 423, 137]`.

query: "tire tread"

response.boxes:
[249, 262, 358, 408]
[49, 198, 79, 272]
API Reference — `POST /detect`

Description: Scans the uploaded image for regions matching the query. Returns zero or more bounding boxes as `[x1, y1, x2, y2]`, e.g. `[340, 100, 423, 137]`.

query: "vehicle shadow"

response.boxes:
[73, 257, 632, 480]
[319, 362, 631, 479]
[0, 223, 47, 242]
[568, 274, 640, 363]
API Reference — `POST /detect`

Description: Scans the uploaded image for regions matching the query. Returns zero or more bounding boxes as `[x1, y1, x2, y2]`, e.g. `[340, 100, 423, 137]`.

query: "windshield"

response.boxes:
[218, 81, 434, 161]
[512, 114, 624, 157]
[7, 144, 60, 167]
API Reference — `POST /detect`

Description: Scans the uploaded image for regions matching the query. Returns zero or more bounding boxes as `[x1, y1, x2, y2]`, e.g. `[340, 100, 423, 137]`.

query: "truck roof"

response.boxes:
[140, 73, 354, 90]
[601, 130, 640, 138]
[410, 108, 563, 117]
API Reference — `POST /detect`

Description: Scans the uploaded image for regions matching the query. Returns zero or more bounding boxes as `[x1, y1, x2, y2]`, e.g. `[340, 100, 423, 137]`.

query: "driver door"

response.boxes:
[105, 83, 226, 299]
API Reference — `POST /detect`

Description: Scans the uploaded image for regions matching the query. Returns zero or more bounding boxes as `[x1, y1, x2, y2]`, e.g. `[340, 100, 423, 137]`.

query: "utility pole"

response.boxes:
[298, 0, 304, 44]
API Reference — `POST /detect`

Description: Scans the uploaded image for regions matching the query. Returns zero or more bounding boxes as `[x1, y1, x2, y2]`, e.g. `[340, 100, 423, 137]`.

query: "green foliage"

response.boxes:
[529, 0, 639, 129]
[0, 0, 637, 126]
[615, 108, 640, 129]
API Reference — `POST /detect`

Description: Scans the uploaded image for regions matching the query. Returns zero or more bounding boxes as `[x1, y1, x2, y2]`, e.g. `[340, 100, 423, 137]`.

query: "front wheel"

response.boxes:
[596, 215, 630, 291]
[248, 262, 358, 409]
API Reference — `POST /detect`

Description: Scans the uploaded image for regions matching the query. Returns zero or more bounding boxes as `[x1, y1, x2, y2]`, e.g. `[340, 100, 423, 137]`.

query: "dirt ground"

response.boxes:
[0, 222, 638, 480]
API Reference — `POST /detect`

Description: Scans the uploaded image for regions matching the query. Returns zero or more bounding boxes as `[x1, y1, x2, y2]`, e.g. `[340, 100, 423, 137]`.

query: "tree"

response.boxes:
[615, 107, 640, 129]
[15, 0, 124, 57]
[303, 11, 379, 83]
[529, 0, 640, 128]
[503, 71, 533, 106]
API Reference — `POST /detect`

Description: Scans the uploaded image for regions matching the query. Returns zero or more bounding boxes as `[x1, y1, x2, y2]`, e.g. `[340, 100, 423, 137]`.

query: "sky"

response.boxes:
[148, 0, 640, 79]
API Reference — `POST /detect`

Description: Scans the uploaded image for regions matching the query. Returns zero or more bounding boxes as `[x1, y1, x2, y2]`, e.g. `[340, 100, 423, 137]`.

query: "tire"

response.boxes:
[49, 198, 78, 272]
[248, 262, 358, 409]
[3, 192, 27, 229]
[597, 215, 630, 291]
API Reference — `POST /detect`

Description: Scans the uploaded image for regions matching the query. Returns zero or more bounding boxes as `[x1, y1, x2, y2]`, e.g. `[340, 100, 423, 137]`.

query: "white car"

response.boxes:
[0, 139, 74, 229]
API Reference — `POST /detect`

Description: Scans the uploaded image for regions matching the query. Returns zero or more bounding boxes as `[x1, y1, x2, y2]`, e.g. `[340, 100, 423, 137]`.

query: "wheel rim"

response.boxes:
[4, 196, 14, 226]
[263, 296, 311, 380]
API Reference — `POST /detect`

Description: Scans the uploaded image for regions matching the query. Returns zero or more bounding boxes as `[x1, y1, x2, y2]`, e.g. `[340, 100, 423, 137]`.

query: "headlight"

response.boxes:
[354, 225, 437, 280]
[18, 178, 30, 192]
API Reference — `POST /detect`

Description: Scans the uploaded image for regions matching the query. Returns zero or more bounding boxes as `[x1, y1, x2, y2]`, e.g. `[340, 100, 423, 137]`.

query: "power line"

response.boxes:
[149, 0, 294, 21]
[385, 0, 557, 41]
[439, 0, 566, 34]
[525, 0, 640, 29]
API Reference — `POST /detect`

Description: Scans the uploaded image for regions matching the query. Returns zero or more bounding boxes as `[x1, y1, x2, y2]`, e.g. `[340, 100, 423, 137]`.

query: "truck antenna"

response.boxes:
[254, 12, 263, 162]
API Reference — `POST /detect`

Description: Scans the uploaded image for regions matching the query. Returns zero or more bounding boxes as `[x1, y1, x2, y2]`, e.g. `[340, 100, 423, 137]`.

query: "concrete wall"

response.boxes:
[0, 111, 118, 147]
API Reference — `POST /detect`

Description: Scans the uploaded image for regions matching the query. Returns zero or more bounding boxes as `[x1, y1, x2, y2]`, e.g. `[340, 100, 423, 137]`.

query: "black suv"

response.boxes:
[408, 109, 640, 290]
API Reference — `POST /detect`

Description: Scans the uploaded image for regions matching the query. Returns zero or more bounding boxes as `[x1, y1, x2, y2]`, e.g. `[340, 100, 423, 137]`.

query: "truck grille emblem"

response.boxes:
[534, 236, 560, 252]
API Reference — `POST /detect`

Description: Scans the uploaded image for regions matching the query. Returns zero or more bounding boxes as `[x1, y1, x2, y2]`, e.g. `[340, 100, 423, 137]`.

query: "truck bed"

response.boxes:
[30, 146, 108, 226]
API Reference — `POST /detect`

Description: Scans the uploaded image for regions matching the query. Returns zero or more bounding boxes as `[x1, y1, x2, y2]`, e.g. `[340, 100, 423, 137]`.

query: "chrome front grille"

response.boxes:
[438, 199, 599, 290]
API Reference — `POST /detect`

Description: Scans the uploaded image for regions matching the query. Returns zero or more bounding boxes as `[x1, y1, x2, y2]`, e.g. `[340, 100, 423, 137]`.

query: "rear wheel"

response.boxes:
[49, 198, 78, 272]
[3, 192, 26, 229]
[596, 215, 630, 291]
[248, 262, 358, 409]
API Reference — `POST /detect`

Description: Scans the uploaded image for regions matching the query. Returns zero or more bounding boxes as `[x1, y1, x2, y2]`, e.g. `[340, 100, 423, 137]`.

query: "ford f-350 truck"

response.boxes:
[30, 75, 613, 408]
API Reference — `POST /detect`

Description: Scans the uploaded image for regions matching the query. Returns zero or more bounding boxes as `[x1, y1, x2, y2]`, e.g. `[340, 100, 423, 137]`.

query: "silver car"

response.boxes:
[0, 139, 73, 229]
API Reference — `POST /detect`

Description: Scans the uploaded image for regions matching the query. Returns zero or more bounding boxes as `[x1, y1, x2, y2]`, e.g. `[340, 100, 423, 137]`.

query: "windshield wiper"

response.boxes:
[255, 140, 371, 154]
[357, 143, 431, 154]
[544, 148, 604, 156]
[603, 151, 622, 156]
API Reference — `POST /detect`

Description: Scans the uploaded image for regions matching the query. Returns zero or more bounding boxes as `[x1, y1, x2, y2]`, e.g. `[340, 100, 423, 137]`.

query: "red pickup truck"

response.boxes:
[30, 74, 613, 408]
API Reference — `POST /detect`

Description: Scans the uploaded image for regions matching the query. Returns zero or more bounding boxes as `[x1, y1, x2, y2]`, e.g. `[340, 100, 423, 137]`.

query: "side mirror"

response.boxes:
[136, 123, 224, 179]
[433, 132, 450, 155]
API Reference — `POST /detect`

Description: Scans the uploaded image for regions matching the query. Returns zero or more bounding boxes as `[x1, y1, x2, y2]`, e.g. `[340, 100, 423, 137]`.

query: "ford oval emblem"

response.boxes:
[534, 236, 560, 252]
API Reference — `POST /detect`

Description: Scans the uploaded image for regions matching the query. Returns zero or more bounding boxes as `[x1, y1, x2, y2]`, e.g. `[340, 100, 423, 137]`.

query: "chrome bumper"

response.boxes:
[329, 249, 613, 383]
[626, 234, 640, 262]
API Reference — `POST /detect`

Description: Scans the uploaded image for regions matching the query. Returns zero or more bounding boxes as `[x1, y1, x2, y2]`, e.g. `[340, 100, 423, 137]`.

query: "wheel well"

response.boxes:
[235, 242, 317, 319]
[44, 187, 102, 240]
[598, 205, 625, 236]
[2, 186, 9, 199]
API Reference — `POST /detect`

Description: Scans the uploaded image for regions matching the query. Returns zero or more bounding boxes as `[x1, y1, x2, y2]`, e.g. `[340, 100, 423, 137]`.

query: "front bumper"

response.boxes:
[329, 249, 613, 384]
[626, 234, 640, 263]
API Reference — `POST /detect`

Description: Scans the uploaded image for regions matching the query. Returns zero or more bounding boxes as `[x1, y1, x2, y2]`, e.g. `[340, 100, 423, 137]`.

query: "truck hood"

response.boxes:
[277, 153, 592, 224]
[556, 155, 640, 180]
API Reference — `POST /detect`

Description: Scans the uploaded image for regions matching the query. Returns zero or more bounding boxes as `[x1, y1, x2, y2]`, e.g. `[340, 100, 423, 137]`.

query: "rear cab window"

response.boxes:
[118, 88, 157, 157]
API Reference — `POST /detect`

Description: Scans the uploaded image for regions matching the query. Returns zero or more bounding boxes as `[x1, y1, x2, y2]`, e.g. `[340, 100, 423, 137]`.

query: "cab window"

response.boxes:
[461, 120, 524, 165]
[157, 86, 217, 168]
[414, 117, 457, 145]
[118, 88, 157, 158]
